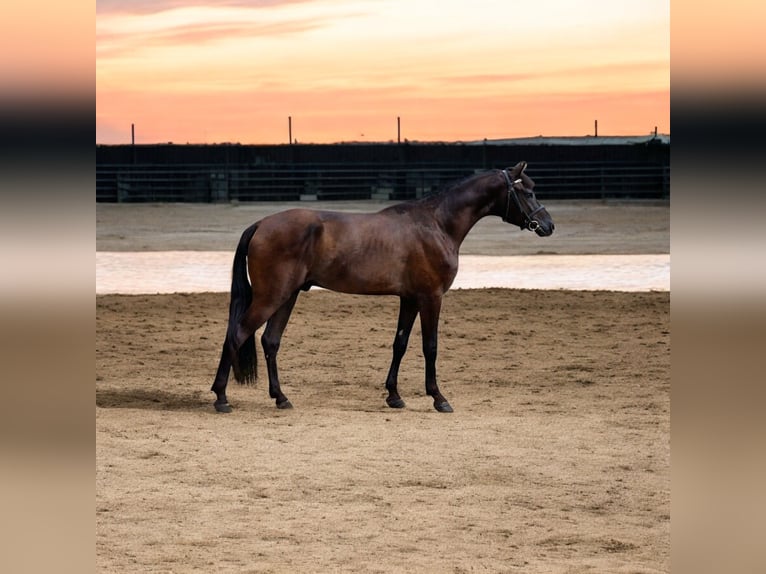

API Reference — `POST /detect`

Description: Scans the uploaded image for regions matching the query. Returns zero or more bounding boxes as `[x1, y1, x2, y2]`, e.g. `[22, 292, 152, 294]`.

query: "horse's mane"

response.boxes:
[419, 170, 494, 205]
[383, 170, 494, 215]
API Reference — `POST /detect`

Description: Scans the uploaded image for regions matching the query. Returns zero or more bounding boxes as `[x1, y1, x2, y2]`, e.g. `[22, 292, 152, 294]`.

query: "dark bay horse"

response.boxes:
[211, 162, 554, 413]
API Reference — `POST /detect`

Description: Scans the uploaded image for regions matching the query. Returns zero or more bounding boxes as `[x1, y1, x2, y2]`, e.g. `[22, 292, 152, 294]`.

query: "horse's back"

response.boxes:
[248, 206, 454, 296]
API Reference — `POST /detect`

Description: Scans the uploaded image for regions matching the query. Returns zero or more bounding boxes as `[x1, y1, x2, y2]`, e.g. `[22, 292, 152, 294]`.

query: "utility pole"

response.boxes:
[288, 116, 292, 145]
[131, 123, 136, 165]
[397, 116, 401, 144]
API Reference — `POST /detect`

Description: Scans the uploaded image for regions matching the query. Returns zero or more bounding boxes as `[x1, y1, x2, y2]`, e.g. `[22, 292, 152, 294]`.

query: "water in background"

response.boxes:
[96, 252, 669, 294]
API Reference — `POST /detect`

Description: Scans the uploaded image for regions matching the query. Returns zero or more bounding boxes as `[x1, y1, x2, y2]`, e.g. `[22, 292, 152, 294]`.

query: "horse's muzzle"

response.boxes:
[532, 220, 554, 236]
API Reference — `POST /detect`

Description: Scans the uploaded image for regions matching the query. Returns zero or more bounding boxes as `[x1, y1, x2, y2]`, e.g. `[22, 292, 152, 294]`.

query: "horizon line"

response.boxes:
[96, 133, 671, 146]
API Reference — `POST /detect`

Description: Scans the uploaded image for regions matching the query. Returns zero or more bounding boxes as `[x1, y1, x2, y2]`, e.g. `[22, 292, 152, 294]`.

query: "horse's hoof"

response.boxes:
[276, 399, 293, 410]
[386, 397, 406, 409]
[214, 401, 232, 413]
[434, 401, 453, 413]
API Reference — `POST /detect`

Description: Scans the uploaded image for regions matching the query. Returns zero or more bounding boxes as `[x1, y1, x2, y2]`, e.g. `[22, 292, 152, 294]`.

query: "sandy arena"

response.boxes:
[97, 199, 669, 573]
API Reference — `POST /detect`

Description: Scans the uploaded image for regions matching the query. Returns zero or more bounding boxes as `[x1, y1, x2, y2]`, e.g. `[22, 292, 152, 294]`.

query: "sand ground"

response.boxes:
[96, 199, 669, 573]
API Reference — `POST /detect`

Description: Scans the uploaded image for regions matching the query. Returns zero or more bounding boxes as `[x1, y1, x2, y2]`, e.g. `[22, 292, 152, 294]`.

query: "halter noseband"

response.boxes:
[501, 169, 546, 231]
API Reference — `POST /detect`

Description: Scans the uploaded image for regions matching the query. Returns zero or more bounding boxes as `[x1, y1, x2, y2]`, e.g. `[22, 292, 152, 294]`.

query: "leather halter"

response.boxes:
[500, 169, 546, 231]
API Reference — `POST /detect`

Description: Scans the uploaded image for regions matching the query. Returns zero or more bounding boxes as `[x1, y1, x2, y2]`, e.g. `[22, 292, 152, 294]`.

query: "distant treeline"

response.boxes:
[96, 139, 669, 202]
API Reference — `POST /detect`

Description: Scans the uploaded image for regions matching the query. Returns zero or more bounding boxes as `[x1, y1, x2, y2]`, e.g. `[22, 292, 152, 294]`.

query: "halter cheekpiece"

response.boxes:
[500, 168, 546, 231]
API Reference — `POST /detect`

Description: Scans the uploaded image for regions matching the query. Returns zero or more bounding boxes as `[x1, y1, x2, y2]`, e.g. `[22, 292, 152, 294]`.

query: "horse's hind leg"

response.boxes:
[261, 291, 299, 409]
[384, 297, 419, 409]
[210, 297, 288, 413]
[211, 324, 256, 413]
[211, 341, 235, 412]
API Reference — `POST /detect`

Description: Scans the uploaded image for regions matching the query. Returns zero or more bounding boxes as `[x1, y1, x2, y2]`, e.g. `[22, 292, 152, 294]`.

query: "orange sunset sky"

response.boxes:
[96, 0, 669, 144]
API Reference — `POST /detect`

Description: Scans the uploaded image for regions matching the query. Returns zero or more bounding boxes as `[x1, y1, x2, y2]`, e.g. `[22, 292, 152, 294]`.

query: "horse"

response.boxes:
[211, 161, 554, 413]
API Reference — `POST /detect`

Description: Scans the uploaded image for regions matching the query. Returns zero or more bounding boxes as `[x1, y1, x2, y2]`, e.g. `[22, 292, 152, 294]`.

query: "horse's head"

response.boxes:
[500, 162, 555, 237]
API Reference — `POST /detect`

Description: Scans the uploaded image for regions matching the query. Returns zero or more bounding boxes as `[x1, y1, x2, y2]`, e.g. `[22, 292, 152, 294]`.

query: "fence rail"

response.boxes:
[96, 161, 669, 202]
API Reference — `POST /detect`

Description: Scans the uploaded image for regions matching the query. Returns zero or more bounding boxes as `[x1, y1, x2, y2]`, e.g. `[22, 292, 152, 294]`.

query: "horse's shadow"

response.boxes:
[96, 387, 209, 412]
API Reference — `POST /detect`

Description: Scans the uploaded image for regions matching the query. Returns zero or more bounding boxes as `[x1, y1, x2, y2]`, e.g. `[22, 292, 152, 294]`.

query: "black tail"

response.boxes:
[227, 222, 259, 385]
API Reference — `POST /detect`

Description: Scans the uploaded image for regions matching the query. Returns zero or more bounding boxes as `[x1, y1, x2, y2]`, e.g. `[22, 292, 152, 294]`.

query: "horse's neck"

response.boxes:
[435, 173, 503, 247]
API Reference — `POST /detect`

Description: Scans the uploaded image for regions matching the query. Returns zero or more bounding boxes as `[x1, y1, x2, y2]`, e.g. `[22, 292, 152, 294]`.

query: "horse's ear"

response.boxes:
[510, 161, 527, 177]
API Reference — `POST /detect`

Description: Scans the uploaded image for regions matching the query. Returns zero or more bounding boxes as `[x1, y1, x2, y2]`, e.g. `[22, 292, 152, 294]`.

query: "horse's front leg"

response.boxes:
[261, 291, 299, 409]
[419, 295, 453, 413]
[384, 297, 419, 408]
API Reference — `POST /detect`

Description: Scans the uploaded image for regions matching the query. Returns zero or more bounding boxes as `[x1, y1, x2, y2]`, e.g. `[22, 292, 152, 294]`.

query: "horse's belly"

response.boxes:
[313, 259, 403, 295]
[311, 253, 455, 296]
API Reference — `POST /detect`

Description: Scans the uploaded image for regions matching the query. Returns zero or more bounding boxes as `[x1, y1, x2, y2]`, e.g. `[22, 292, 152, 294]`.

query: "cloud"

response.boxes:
[97, 18, 322, 57]
[96, 0, 315, 16]
[97, 0, 371, 59]
[437, 61, 667, 86]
